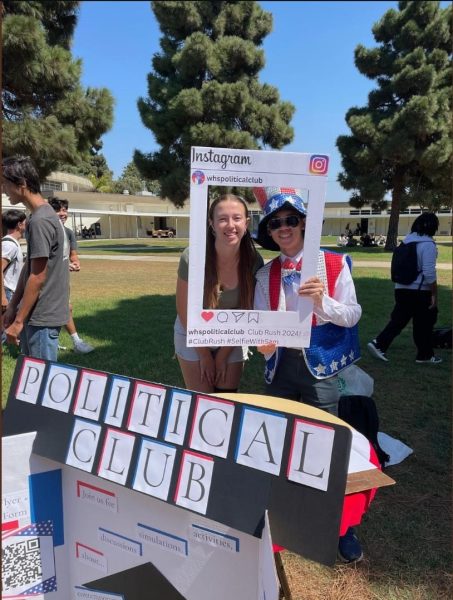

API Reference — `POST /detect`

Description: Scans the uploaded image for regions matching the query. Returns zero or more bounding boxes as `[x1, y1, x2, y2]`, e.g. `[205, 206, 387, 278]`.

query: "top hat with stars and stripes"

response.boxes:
[252, 186, 307, 251]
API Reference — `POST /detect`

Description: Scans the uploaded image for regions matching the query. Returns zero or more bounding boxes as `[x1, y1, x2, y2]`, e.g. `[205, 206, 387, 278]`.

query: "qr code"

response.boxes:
[2, 537, 42, 592]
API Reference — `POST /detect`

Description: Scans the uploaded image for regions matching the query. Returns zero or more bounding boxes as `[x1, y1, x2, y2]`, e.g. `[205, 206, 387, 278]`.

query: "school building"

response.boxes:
[2, 170, 452, 239]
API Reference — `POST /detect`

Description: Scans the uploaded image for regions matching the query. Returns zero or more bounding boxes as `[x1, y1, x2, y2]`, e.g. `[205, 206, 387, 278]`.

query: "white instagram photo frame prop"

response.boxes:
[187, 146, 329, 348]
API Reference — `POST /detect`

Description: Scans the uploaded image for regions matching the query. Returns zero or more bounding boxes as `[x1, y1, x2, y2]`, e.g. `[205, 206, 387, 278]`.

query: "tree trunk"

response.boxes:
[385, 168, 404, 251]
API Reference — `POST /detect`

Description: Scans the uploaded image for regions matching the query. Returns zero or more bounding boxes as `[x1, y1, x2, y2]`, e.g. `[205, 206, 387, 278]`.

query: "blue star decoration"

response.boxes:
[17, 521, 53, 537]
[8, 520, 57, 595]
[23, 575, 57, 594]
[268, 198, 280, 212]
[314, 363, 327, 376]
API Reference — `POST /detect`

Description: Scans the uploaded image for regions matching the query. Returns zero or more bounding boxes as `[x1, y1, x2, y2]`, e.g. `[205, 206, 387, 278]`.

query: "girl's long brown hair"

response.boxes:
[203, 195, 258, 309]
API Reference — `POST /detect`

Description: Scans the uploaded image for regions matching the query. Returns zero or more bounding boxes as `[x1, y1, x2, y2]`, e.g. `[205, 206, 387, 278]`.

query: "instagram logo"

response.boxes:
[191, 170, 206, 184]
[309, 155, 329, 175]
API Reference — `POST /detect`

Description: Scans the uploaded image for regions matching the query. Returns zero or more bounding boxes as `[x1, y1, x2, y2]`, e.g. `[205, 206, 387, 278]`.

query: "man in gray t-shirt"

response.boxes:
[23, 204, 70, 326]
[2, 156, 69, 361]
[49, 197, 94, 354]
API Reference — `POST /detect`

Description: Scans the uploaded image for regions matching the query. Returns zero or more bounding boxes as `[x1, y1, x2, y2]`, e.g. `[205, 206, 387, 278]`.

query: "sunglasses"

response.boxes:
[268, 215, 301, 231]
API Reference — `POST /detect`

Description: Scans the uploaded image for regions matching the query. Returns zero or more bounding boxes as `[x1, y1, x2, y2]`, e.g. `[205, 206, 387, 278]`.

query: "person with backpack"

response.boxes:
[2, 209, 26, 309]
[368, 212, 441, 364]
[2, 210, 26, 344]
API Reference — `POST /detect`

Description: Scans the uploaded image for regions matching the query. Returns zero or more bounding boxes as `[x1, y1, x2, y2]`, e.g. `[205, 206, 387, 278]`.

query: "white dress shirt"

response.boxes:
[254, 249, 362, 329]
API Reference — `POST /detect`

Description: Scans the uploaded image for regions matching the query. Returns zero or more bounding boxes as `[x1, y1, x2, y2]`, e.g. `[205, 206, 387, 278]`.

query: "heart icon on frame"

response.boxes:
[201, 311, 214, 322]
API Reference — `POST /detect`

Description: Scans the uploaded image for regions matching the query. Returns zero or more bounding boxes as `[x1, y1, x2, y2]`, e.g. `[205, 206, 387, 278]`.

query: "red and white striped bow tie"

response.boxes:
[282, 259, 302, 285]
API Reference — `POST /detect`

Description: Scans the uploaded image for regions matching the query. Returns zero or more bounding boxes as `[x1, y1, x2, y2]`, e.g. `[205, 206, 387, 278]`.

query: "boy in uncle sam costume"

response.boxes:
[253, 186, 373, 563]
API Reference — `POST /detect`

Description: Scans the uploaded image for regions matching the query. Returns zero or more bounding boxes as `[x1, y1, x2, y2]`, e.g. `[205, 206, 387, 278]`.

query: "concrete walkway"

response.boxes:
[80, 254, 451, 269]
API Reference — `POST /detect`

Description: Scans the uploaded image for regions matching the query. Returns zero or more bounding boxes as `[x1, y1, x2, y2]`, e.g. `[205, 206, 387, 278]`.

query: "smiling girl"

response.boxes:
[174, 194, 263, 393]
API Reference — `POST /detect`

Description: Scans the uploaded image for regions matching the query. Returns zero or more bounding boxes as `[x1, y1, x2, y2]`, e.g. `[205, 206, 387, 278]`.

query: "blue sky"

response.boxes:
[72, 1, 419, 202]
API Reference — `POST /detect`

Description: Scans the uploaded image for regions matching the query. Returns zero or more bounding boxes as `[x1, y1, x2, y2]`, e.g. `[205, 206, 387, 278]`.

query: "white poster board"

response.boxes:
[187, 146, 329, 347]
[3, 357, 395, 597]
[2, 433, 279, 600]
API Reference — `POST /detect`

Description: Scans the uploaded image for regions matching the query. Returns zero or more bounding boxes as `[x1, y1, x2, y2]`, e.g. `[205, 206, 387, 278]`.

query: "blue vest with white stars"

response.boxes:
[256, 251, 361, 382]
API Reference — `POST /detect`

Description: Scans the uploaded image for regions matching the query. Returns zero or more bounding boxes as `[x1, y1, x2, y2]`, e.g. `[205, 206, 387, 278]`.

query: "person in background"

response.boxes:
[2, 156, 69, 361]
[174, 194, 263, 393]
[2, 210, 26, 310]
[49, 197, 94, 354]
[337, 233, 348, 246]
[2, 210, 26, 344]
[368, 212, 441, 364]
[252, 186, 365, 564]
[360, 233, 372, 247]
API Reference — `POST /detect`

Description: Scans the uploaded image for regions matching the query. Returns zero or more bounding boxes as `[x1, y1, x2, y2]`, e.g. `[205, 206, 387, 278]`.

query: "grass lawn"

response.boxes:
[76, 236, 453, 264]
[1, 253, 451, 599]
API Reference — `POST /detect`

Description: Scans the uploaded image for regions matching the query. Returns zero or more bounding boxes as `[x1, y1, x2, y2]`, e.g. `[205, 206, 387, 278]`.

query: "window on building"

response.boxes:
[42, 181, 63, 192]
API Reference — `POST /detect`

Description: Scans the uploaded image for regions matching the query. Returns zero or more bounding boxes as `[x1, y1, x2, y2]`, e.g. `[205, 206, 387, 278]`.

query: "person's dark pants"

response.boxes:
[265, 348, 339, 416]
[376, 289, 437, 361]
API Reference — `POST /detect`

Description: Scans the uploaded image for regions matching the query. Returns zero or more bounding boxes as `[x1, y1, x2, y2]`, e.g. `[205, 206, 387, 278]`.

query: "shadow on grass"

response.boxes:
[79, 244, 186, 254]
[349, 275, 452, 595]
[60, 282, 451, 595]
[59, 294, 185, 386]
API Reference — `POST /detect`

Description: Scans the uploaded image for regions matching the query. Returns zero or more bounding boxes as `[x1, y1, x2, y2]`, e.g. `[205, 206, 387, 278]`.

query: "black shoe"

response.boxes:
[338, 527, 363, 564]
[415, 356, 442, 364]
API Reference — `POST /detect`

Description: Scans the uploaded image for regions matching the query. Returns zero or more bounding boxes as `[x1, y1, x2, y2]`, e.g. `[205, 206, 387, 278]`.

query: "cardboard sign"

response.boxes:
[187, 146, 329, 348]
[4, 356, 355, 566]
[2, 432, 279, 600]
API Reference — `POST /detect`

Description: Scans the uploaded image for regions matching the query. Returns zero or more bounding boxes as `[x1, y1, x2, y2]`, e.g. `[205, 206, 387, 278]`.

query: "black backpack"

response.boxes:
[338, 395, 390, 468]
[390, 241, 420, 285]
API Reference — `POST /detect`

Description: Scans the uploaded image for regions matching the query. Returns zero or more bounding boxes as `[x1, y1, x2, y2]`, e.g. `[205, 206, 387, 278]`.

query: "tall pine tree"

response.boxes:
[112, 161, 161, 195]
[135, 1, 295, 206]
[59, 153, 113, 181]
[2, 1, 114, 180]
[336, 1, 452, 249]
